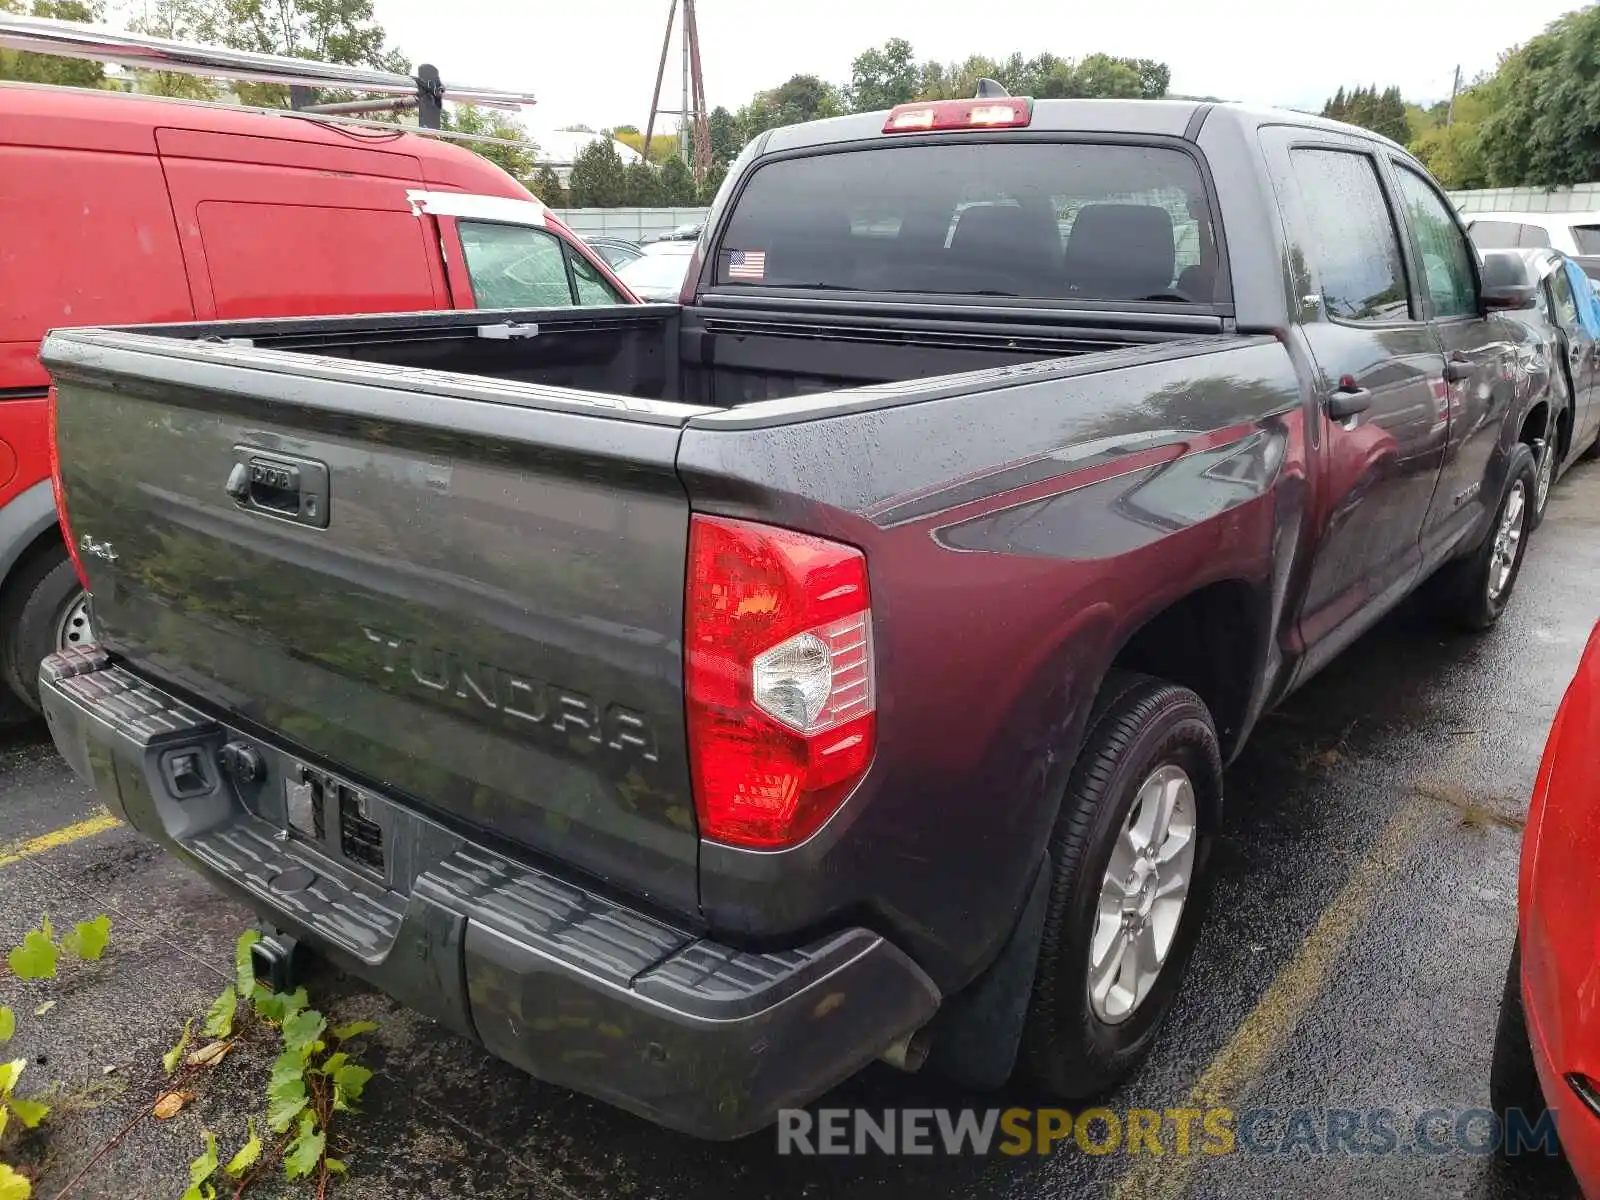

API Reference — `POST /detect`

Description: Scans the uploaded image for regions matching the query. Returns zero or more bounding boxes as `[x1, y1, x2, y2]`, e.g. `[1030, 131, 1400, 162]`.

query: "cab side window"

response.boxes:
[1285, 148, 1410, 322]
[1392, 165, 1479, 319]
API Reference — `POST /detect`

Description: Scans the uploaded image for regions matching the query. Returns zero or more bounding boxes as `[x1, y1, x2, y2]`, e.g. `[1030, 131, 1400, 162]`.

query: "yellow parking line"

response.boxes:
[0, 811, 121, 869]
[1109, 797, 1430, 1200]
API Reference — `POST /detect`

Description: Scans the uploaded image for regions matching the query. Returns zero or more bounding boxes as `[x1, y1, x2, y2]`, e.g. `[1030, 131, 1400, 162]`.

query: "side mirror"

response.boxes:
[1476, 251, 1539, 313]
[1481, 283, 1539, 312]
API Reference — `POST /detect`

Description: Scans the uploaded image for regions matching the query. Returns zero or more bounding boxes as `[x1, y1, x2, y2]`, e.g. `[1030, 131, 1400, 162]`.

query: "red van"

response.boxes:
[0, 81, 634, 715]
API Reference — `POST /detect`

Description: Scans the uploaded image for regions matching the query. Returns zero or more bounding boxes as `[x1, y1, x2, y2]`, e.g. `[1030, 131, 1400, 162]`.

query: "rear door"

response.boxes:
[1387, 160, 1524, 554]
[1260, 131, 1448, 657]
[156, 128, 449, 319]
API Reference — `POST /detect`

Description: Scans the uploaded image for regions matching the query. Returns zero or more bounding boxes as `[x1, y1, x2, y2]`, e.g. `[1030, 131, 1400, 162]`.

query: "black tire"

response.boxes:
[1490, 939, 1559, 1164]
[1018, 671, 1221, 1097]
[1528, 437, 1555, 532]
[0, 550, 90, 713]
[1427, 443, 1537, 633]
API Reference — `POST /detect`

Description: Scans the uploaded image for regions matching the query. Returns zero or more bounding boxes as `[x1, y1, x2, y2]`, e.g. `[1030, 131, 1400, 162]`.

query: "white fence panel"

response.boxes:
[553, 207, 711, 242]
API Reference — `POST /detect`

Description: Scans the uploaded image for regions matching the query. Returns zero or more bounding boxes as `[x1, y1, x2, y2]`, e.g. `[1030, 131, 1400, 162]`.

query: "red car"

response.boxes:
[1494, 618, 1600, 1188]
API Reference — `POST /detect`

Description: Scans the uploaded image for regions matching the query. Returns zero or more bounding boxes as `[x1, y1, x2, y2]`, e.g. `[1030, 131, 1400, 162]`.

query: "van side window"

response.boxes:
[1286, 149, 1409, 322]
[1392, 165, 1479, 319]
[569, 251, 624, 306]
[459, 222, 575, 308]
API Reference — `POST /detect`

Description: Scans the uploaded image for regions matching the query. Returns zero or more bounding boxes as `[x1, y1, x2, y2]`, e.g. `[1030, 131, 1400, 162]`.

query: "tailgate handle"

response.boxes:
[227, 449, 331, 529]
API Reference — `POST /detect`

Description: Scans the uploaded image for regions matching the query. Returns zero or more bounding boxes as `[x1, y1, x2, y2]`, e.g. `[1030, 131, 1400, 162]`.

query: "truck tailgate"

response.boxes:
[42, 329, 707, 919]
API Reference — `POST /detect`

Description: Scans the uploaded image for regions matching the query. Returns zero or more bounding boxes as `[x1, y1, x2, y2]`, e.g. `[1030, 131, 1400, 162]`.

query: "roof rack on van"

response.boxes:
[0, 13, 536, 132]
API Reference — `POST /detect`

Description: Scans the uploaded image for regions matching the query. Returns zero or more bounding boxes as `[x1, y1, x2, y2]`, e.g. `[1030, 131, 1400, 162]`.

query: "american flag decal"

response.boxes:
[728, 249, 766, 280]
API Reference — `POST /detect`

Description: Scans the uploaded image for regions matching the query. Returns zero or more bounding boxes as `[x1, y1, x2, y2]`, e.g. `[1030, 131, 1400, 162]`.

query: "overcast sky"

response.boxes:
[376, 0, 1577, 135]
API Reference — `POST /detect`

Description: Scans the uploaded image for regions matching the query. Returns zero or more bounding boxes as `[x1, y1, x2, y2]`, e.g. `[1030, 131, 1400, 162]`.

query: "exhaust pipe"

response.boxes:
[879, 1024, 933, 1073]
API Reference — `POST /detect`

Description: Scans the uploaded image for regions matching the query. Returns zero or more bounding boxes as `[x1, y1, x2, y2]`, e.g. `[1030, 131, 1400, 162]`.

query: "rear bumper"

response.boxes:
[39, 648, 940, 1139]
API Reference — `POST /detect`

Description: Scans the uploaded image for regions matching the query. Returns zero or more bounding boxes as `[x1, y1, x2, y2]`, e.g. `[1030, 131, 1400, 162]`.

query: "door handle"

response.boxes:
[226, 448, 330, 529]
[1325, 386, 1373, 421]
[1442, 359, 1474, 383]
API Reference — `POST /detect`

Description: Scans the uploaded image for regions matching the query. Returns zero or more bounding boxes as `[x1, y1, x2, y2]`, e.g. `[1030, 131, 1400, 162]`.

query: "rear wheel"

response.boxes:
[0, 551, 94, 713]
[1019, 672, 1220, 1096]
[1529, 437, 1556, 531]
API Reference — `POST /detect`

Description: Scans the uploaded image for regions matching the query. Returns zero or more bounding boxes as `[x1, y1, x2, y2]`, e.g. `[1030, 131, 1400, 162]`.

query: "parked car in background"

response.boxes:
[39, 95, 1555, 1138]
[1478, 248, 1600, 526]
[647, 221, 704, 243]
[584, 235, 645, 269]
[0, 78, 634, 716]
[1468, 211, 1600, 283]
[1493, 618, 1600, 1192]
[615, 239, 697, 300]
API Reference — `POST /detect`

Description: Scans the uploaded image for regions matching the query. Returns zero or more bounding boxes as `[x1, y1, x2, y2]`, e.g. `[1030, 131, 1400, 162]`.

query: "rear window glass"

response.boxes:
[1468, 220, 1524, 250]
[1572, 225, 1600, 255]
[713, 142, 1220, 303]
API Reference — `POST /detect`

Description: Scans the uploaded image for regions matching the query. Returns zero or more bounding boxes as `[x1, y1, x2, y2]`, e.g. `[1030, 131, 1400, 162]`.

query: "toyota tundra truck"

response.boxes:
[36, 94, 1551, 1138]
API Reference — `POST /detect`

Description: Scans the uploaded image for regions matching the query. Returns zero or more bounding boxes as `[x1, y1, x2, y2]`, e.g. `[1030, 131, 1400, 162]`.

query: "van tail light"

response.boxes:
[883, 98, 1032, 134]
[686, 515, 875, 849]
[46, 386, 89, 590]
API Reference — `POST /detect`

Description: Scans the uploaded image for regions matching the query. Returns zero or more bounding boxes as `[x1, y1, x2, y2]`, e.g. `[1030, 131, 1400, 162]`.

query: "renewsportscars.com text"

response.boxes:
[776, 1106, 1560, 1158]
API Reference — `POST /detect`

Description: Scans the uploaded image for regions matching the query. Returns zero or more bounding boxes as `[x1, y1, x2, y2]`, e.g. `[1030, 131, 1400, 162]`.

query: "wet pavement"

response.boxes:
[3, 466, 1598, 1199]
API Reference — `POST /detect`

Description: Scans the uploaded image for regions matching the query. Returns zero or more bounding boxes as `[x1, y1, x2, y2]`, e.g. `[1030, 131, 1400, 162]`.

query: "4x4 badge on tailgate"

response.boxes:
[78, 534, 117, 563]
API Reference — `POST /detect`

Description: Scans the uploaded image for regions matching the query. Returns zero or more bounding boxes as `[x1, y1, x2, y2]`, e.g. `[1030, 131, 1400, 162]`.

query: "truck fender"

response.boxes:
[0, 480, 63, 593]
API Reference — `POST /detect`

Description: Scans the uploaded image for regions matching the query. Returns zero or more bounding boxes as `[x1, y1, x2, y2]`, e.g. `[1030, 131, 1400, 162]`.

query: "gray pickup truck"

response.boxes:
[39, 95, 1552, 1138]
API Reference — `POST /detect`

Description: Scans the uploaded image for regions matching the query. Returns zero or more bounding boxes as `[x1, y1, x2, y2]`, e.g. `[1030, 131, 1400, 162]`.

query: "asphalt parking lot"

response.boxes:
[3, 467, 1598, 1200]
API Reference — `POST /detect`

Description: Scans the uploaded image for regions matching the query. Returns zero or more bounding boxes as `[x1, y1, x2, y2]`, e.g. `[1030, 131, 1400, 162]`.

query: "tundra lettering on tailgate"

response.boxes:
[360, 626, 658, 762]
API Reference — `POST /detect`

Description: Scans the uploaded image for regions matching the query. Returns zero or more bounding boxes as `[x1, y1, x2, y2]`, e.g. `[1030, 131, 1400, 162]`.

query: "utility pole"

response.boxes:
[679, 0, 690, 164]
[642, 0, 711, 182]
[1446, 63, 1461, 127]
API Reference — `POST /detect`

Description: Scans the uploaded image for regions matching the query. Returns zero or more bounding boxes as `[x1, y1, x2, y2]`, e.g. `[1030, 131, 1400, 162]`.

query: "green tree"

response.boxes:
[440, 104, 537, 182]
[0, 0, 107, 86]
[659, 155, 697, 205]
[697, 161, 728, 205]
[126, 0, 408, 109]
[1409, 73, 1502, 189]
[736, 73, 844, 139]
[622, 158, 663, 206]
[1071, 54, 1145, 99]
[916, 51, 1169, 101]
[1478, 7, 1600, 188]
[526, 164, 567, 206]
[612, 128, 680, 165]
[849, 37, 918, 111]
[1129, 58, 1171, 100]
[567, 138, 627, 207]
[707, 105, 739, 164]
[1323, 83, 1409, 143]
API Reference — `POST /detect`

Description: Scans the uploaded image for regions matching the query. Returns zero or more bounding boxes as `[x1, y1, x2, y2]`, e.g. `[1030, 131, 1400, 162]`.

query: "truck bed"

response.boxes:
[98, 299, 1230, 409]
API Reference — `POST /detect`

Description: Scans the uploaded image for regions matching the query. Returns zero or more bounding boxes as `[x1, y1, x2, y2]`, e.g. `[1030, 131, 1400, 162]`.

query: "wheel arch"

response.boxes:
[1101, 577, 1264, 766]
[0, 480, 65, 603]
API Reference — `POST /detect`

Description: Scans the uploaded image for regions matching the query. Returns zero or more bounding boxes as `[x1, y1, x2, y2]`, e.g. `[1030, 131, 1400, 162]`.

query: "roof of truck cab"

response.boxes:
[0, 79, 532, 199]
[757, 99, 1407, 155]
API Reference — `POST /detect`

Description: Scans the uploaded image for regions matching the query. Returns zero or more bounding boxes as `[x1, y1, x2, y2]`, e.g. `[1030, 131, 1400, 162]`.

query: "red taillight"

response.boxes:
[685, 515, 876, 849]
[882, 98, 1032, 134]
[46, 386, 89, 589]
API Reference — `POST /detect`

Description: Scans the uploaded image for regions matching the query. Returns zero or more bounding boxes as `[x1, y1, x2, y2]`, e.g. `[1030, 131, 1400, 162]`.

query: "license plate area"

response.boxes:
[284, 764, 385, 879]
